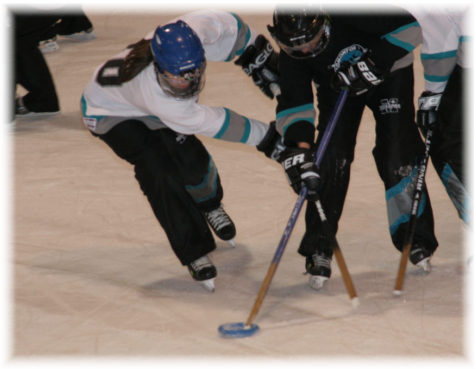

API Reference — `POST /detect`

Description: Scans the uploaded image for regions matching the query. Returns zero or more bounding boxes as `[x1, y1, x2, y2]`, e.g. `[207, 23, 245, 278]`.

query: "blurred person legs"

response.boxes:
[38, 9, 95, 52]
[14, 14, 60, 117]
[53, 13, 95, 40]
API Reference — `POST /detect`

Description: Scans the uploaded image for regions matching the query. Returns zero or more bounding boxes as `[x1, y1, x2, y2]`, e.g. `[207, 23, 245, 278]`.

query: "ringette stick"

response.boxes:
[245, 90, 348, 325]
[313, 196, 358, 305]
[218, 90, 349, 339]
[334, 241, 358, 305]
[393, 126, 433, 295]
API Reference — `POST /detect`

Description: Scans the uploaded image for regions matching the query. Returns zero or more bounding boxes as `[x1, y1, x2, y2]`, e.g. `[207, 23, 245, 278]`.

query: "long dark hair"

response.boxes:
[120, 39, 154, 83]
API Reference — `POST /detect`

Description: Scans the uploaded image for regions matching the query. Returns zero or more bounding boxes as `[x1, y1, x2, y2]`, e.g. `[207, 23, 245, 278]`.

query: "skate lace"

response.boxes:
[189, 256, 212, 271]
[205, 207, 230, 231]
[311, 253, 330, 268]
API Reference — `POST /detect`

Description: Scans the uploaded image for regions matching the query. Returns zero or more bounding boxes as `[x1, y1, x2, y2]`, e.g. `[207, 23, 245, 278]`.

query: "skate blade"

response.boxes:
[40, 42, 60, 53]
[62, 32, 96, 41]
[200, 278, 216, 292]
[227, 239, 236, 247]
[309, 275, 328, 290]
[416, 258, 431, 273]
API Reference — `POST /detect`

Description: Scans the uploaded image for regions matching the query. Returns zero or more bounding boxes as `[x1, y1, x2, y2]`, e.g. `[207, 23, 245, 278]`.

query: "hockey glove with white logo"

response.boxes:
[417, 91, 442, 136]
[331, 51, 384, 96]
[256, 121, 286, 161]
[279, 148, 321, 201]
[235, 35, 280, 99]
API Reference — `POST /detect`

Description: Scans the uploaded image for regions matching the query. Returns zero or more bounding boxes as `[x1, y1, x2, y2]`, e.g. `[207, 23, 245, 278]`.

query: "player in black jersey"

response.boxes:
[269, 6, 439, 289]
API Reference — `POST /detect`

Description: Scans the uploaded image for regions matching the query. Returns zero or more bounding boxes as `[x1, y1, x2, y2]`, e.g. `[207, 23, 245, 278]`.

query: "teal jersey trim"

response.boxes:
[276, 103, 315, 119]
[225, 12, 251, 61]
[240, 117, 251, 143]
[421, 50, 457, 60]
[381, 21, 419, 52]
[424, 73, 450, 82]
[382, 21, 419, 38]
[214, 108, 230, 139]
[81, 95, 105, 120]
[283, 118, 314, 136]
[382, 35, 416, 52]
[185, 155, 218, 202]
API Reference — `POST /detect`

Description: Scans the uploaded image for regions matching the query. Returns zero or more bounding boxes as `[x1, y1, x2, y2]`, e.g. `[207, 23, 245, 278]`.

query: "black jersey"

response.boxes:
[276, 9, 422, 145]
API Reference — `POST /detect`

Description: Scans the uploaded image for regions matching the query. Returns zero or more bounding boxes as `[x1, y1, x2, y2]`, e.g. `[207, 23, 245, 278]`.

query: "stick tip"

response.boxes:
[393, 289, 403, 297]
[351, 297, 360, 308]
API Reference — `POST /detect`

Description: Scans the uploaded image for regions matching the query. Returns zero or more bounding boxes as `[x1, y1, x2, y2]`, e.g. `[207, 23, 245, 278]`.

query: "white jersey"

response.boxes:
[405, 6, 470, 93]
[82, 10, 268, 145]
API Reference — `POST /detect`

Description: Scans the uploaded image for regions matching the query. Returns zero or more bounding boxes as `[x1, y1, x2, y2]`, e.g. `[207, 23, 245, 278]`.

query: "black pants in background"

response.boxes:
[14, 14, 60, 112]
[39, 12, 93, 40]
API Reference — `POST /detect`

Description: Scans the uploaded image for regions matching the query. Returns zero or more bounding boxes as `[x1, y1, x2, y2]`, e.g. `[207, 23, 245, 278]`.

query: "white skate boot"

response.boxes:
[305, 252, 332, 290]
[410, 243, 432, 273]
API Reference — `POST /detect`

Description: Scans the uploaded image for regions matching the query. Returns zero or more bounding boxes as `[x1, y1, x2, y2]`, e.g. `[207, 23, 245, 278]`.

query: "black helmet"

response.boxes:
[267, 6, 331, 59]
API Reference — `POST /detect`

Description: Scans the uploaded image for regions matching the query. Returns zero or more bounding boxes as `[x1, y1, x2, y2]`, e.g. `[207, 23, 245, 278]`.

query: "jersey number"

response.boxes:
[96, 59, 125, 86]
[357, 61, 379, 85]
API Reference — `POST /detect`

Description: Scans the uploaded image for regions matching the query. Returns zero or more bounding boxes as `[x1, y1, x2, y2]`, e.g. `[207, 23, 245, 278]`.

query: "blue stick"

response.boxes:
[245, 89, 349, 326]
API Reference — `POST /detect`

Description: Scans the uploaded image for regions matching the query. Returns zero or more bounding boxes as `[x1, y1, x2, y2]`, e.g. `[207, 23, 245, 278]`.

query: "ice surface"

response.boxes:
[8, 7, 472, 368]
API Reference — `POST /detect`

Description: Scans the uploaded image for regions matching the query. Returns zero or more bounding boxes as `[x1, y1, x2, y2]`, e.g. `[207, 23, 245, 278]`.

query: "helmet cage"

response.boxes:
[150, 20, 206, 99]
[154, 61, 206, 99]
[269, 8, 331, 59]
[275, 18, 330, 59]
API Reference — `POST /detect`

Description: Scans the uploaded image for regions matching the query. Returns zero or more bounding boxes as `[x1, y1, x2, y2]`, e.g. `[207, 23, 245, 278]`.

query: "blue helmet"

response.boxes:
[150, 21, 206, 99]
[151, 20, 205, 74]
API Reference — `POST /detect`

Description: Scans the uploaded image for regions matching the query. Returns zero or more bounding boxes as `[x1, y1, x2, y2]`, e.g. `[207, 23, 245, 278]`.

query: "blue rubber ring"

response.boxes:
[218, 322, 259, 338]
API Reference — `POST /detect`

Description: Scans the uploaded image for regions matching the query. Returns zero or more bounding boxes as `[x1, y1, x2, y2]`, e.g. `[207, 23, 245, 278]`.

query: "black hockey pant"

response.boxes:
[299, 65, 438, 258]
[96, 120, 223, 265]
[14, 14, 60, 112]
[431, 65, 469, 223]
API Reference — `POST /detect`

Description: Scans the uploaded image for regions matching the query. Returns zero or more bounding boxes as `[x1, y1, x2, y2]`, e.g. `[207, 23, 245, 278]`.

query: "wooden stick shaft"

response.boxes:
[243, 90, 349, 326]
[245, 262, 278, 326]
[333, 242, 358, 300]
[393, 127, 433, 294]
[394, 242, 411, 292]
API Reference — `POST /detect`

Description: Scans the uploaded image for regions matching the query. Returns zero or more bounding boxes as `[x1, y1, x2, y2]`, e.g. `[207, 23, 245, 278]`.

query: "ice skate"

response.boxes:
[305, 252, 331, 291]
[187, 255, 217, 292]
[60, 27, 96, 41]
[204, 204, 236, 246]
[15, 97, 59, 118]
[409, 243, 432, 273]
[39, 37, 60, 53]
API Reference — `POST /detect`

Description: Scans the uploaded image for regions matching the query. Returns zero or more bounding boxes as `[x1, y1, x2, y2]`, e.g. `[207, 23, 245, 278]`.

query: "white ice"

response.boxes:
[6, 6, 473, 369]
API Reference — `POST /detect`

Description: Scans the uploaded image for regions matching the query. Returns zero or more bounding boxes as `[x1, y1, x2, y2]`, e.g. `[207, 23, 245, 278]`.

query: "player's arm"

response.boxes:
[331, 10, 421, 96]
[271, 52, 320, 199]
[234, 34, 280, 99]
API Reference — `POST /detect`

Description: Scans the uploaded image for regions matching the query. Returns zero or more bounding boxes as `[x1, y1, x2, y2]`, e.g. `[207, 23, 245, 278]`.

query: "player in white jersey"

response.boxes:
[406, 6, 470, 224]
[81, 10, 282, 291]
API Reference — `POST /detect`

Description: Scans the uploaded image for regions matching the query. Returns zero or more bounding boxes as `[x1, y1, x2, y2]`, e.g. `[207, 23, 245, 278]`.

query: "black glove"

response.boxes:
[417, 91, 442, 136]
[256, 121, 285, 161]
[330, 51, 384, 96]
[235, 35, 280, 99]
[279, 148, 321, 201]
